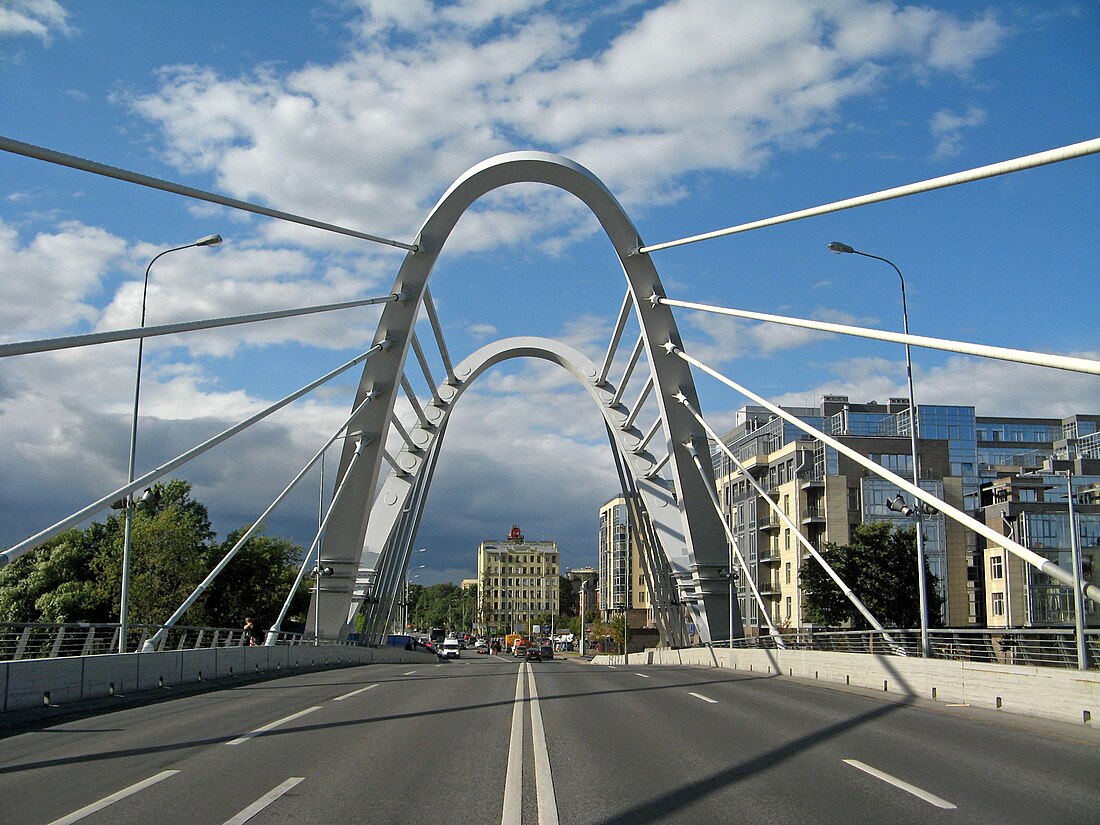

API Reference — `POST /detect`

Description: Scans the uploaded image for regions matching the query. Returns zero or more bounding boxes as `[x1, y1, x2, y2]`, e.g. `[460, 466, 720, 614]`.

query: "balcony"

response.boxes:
[801, 505, 826, 524]
[758, 512, 782, 531]
[800, 475, 825, 490]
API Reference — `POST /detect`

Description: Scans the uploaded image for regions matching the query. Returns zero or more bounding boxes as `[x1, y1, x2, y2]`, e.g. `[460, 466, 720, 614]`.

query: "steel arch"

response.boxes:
[313, 152, 738, 645]
[351, 337, 690, 647]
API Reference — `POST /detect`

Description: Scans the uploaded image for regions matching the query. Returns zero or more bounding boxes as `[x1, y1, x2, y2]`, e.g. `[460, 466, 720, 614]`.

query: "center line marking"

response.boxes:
[844, 759, 957, 809]
[688, 692, 718, 704]
[334, 683, 378, 701]
[403, 670, 418, 675]
[226, 706, 321, 745]
[634, 673, 650, 678]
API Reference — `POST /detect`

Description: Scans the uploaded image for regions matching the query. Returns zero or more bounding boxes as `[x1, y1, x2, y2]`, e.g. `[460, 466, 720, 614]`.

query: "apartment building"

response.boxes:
[712, 397, 1099, 634]
[476, 525, 559, 635]
[597, 496, 653, 628]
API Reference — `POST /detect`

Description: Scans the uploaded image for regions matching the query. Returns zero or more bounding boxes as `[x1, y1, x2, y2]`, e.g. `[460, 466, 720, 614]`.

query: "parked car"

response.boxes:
[439, 638, 461, 658]
[539, 644, 553, 660]
[525, 645, 542, 662]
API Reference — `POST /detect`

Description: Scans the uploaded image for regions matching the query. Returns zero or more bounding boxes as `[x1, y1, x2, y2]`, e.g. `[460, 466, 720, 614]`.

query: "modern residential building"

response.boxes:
[708, 396, 1099, 634]
[476, 525, 559, 635]
[977, 459, 1100, 629]
[597, 496, 654, 629]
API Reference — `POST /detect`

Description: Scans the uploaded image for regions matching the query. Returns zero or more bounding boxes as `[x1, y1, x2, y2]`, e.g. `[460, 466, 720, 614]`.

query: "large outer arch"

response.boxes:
[316, 151, 738, 644]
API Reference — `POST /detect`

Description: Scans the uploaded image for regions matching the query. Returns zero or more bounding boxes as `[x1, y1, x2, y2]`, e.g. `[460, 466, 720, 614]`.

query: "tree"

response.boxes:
[193, 527, 310, 631]
[0, 479, 311, 632]
[800, 521, 943, 629]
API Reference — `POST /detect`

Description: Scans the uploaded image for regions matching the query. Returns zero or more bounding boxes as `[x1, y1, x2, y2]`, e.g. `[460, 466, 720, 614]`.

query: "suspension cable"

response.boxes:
[639, 137, 1100, 254]
[0, 293, 402, 358]
[653, 296, 1100, 376]
[0, 136, 418, 252]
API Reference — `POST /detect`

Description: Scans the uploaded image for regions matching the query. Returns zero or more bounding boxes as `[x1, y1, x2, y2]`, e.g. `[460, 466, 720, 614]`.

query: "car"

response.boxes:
[439, 639, 461, 658]
[525, 646, 542, 662]
[474, 640, 488, 654]
[539, 644, 553, 660]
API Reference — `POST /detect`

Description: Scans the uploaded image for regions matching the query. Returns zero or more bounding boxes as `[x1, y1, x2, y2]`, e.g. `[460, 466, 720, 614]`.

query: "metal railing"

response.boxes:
[0, 622, 334, 660]
[724, 627, 1100, 670]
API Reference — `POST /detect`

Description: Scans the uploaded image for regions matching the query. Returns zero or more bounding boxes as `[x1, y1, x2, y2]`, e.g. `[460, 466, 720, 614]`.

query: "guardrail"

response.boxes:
[724, 627, 1100, 670]
[0, 622, 343, 660]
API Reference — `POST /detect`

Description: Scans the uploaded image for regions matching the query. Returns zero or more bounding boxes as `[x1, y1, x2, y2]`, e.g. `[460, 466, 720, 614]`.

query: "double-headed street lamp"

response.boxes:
[828, 241, 931, 658]
[118, 234, 222, 653]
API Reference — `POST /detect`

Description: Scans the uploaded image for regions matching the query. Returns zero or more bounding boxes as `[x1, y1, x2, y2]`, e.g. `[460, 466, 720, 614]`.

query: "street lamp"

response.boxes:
[828, 241, 931, 658]
[118, 233, 222, 653]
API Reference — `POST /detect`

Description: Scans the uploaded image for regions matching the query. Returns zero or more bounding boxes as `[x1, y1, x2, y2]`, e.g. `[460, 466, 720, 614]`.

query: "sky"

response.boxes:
[1, 0, 1097, 588]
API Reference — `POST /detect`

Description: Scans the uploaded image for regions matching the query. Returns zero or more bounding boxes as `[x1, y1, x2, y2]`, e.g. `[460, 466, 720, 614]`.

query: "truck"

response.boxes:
[505, 633, 529, 655]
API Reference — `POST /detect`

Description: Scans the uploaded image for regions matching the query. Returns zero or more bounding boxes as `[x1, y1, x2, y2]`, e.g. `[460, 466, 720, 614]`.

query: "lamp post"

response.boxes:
[406, 565, 426, 632]
[118, 234, 222, 653]
[310, 564, 334, 644]
[828, 241, 930, 658]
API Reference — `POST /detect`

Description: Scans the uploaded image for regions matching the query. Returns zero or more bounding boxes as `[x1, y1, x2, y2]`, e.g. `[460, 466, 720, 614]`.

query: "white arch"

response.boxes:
[345, 337, 689, 646]
[314, 152, 735, 644]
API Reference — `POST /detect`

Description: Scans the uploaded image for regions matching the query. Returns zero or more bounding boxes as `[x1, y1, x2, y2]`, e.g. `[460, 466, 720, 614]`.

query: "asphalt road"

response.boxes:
[1, 654, 1097, 824]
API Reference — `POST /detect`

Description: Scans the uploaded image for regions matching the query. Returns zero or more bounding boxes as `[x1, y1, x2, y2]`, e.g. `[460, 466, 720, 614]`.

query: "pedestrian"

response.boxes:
[243, 617, 261, 646]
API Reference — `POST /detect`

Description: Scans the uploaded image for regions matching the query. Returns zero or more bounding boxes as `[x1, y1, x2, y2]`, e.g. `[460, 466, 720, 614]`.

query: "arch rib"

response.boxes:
[314, 152, 738, 645]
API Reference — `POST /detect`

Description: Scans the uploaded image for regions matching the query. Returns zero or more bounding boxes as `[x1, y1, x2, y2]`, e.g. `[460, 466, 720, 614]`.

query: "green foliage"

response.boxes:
[799, 521, 944, 630]
[410, 582, 464, 631]
[193, 528, 311, 630]
[0, 479, 308, 631]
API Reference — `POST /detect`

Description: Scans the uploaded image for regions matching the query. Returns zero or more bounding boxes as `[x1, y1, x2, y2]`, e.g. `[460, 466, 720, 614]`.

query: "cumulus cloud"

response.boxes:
[0, 0, 71, 41]
[930, 105, 987, 159]
[120, 0, 1007, 250]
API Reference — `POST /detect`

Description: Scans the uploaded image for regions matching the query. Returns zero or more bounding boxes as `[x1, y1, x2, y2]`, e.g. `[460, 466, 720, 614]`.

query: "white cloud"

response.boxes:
[0, 0, 71, 40]
[0, 220, 126, 338]
[770, 352, 1100, 419]
[120, 0, 1007, 254]
[930, 105, 987, 159]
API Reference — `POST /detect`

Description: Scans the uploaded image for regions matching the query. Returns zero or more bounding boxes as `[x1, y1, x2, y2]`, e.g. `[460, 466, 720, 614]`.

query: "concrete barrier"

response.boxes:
[592, 646, 1100, 727]
[1, 644, 436, 713]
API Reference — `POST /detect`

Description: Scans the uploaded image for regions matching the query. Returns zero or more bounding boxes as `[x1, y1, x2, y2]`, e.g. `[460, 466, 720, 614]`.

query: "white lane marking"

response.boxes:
[634, 673, 650, 679]
[333, 683, 378, 701]
[222, 777, 305, 825]
[403, 670, 418, 675]
[226, 706, 322, 745]
[843, 759, 957, 809]
[688, 692, 718, 704]
[527, 664, 560, 825]
[47, 770, 179, 825]
[501, 663, 526, 825]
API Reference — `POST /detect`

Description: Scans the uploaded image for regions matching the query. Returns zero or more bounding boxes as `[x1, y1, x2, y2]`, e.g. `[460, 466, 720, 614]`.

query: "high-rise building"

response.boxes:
[476, 525, 559, 635]
[597, 496, 653, 627]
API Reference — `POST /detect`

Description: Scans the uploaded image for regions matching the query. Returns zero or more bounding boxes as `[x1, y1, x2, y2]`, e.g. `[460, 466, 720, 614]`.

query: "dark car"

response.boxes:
[539, 644, 553, 660]
[525, 645, 542, 662]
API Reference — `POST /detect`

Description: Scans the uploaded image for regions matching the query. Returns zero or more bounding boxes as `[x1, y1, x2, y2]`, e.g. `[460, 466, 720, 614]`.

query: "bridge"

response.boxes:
[1, 136, 1099, 823]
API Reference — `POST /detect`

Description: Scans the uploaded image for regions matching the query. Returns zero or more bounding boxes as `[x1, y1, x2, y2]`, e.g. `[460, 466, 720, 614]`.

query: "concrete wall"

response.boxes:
[2, 644, 433, 713]
[593, 647, 1100, 727]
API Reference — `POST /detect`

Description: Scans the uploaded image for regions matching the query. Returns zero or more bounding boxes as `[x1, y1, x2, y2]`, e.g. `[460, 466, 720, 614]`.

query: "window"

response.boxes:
[991, 592, 1005, 617]
[785, 562, 791, 584]
[990, 555, 1004, 579]
[785, 597, 792, 619]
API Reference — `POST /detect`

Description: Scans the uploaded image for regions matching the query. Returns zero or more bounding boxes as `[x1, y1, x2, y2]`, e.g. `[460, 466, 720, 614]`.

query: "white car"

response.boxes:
[439, 639, 461, 658]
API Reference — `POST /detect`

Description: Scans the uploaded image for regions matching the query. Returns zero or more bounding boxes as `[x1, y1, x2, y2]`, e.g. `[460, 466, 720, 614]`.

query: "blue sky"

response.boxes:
[1, 0, 1097, 587]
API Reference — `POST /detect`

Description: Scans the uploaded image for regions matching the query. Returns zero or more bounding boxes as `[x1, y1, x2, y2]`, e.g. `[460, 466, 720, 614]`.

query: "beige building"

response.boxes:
[476, 525, 559, 635]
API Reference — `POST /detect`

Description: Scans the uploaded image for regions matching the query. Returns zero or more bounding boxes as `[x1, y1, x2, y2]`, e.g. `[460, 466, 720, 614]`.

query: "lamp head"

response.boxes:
[827, 241, 856, 254]
[194, 234, 223, 247]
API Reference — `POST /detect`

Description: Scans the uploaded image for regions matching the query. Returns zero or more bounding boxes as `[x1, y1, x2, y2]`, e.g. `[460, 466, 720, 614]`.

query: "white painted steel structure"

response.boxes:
[1, 135, 1098, 659]
[316, 152, 737, 646]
